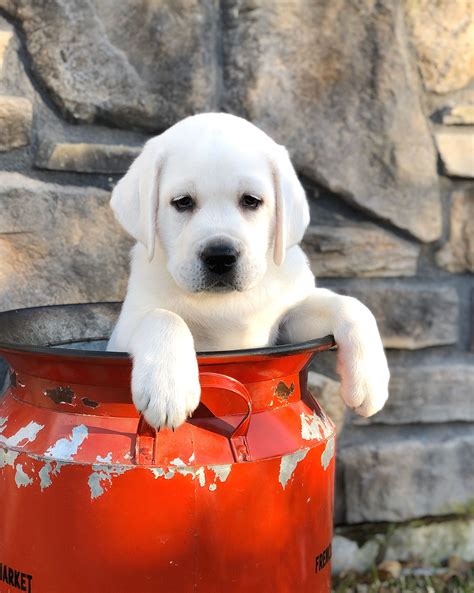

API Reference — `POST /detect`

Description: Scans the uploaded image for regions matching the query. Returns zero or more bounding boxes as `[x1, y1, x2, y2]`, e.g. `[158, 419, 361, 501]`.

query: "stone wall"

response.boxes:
[0, 0, 473, 564]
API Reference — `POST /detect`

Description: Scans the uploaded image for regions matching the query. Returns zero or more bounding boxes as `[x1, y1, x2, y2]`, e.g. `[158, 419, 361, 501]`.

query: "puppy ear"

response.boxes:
[110, 137, 162, 261]
[271, 146, 310, 266]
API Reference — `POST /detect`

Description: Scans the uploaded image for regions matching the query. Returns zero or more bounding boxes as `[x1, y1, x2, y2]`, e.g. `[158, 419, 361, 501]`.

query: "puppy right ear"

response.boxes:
[110, 137, 163, 261]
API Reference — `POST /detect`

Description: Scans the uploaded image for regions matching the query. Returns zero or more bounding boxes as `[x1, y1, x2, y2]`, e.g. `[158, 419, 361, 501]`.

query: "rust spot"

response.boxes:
[9, 371, 17, 387]
[274, 381, 295, 400]
[82, 397, 99, 408]
[44, 386, 75, 406]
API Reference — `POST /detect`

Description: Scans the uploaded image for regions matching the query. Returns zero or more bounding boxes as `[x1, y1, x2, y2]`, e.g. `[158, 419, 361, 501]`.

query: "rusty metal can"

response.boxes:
[0, 304, 336, 593]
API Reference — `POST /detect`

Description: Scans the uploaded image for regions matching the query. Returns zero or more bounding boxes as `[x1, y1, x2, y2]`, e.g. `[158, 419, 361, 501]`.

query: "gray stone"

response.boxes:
[384, 519, 474, 564]
[435, 128, 474, 178]
[1, 0, 218, 130]
[404, 0, 474, 94]
[331, 535, 379, 575]
[307, 371, 345, 434]
[223, 0, 441, 242]
[436, 190, 474, 273]
[35, 141, 142, 174]
[442, 105, 474, 126]
[355, 362, 474, 425]
[339, 424, 474, 523]
[335, 284, 459, 349]
[0, 95, 32, 151]
[303, 223, 420, 278]
[0, 172, 132, 310]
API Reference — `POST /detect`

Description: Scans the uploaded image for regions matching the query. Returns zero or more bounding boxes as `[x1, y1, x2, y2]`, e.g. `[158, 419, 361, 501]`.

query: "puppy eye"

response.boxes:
[172, 195, 195, 212]
[240, 194, 262, 210]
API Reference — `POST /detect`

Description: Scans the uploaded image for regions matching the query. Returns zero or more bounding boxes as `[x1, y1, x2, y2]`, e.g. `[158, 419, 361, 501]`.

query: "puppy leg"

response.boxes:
[129, 310, 201, 429]
[281, 288, 389, 417]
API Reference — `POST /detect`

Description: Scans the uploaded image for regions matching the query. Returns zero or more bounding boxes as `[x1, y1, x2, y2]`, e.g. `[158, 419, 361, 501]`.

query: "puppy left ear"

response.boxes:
[110, 137, 163, 261]
[271, 145, 310, 266]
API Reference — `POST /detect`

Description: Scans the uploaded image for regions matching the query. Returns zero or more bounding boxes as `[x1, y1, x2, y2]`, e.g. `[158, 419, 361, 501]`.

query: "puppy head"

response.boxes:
[111, 113, 309, 293]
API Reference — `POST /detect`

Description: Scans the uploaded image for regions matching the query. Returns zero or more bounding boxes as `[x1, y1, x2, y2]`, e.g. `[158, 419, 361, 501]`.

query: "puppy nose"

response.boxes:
[202, 243, 239, 275]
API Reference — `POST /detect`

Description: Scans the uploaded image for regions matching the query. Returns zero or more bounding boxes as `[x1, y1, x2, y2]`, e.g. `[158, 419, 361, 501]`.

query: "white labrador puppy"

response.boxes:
[108, 113, 389, 429]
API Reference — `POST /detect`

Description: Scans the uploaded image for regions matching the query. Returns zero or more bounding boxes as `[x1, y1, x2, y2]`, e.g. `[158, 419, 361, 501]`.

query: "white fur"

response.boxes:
[108, 113, 389, 428]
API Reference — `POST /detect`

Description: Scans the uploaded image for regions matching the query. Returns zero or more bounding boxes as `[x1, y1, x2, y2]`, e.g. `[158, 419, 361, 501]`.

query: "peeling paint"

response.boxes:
[149, 464, 207, 486]
[321, 435, 335, 470]
[45, 424, 88, 461]
[96, 452, 112, 463]
[300, 411, 333, 441]
[274, 381, 295, 400]
[0, 448, 19, 468]
[15, 463, 33, 488]
[39, 461, 63, 490]
[0, 417, 7, 433]
[170, 457, 187, 467]
[208, 464, 232, 483]
[209, 483, 217, 491]
[88, 465, 133, 499]
[82, 397, 99, 408]
[279, 448, 309, 489]
[188, 452, 195, 463]
[0, 421, 44, 447]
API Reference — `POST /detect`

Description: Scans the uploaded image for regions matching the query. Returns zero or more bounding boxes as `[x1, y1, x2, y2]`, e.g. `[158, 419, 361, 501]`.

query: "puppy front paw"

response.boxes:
[335, 302, 390, 417]
[130, 313, 201, 429]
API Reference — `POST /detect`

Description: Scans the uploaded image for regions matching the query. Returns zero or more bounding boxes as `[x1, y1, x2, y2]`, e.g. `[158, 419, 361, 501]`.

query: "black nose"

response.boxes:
[201, 243, 239, 275]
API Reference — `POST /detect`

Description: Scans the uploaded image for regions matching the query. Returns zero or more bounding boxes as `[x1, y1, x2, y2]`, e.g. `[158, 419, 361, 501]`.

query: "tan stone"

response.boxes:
[436, 190, 474, 272]
[35, 141, 142, 173]
[405, 0, 474, 94]
[435, 128, 474, 177]
[303, 223, 420, 278]
[0, 95, 32, 151]
[442, 105, 474, 125]
[0, 30, 13, 69]
[0, 172, 133, 311]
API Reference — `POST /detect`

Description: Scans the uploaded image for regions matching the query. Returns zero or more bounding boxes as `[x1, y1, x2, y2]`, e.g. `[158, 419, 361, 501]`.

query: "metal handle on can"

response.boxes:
[134, 371, 253, 465]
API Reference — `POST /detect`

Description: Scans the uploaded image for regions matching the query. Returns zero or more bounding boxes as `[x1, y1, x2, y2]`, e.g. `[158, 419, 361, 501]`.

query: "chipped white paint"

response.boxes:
[0, 421, 44, 447]
[38, 461, 63, 490]
[321, 435, 335, 470]
[209, 483, 217, 491]
[0, 448, 19, 468]
[208, 464, 232, 484]
[45, 424, 88, 461]
[96, 452, 112, 463]
[188, 452, 195, 463]
[88, 465, 133, 499]
[149, 464, 207, 486]
[279, 448, 309, 489]
[300, 411, 333, 441]
[15, 463, 33, 488]
[0, 417, 7, 433]
[170, 457, 187, 467]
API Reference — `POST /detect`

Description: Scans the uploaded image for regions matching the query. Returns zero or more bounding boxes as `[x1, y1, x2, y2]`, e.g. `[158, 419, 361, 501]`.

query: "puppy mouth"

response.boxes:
[203, 279, 239, 293]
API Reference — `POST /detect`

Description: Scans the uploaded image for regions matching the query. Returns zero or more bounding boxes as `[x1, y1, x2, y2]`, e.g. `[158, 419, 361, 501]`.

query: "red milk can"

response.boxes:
[0, 304, 336, 593]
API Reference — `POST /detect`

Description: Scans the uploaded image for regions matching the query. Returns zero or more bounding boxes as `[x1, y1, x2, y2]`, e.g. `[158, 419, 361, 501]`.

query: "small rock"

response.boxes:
[436, 128, 474, 178]
[377, 560, 402, 581]
[331, 535, 379, 575]
[0, 95, 32, 151]
[447, 555, 471, 573]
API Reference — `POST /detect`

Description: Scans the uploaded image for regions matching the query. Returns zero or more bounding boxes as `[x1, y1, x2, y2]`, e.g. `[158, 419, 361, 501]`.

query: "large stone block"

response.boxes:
[303, 223, 420, 278]
[436, 190, 474, 273]
[334, 284, 459, 349]
[1, 0, 218, 130]
[356, 362, 474, 425]
[404, 0, 474, 94]
[435, 128, 474, 178]
[223, 0, 441, 242]
[0, 173, 132, 310]
[339, 424, 474, 523]
[0, 95, 32, 151]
